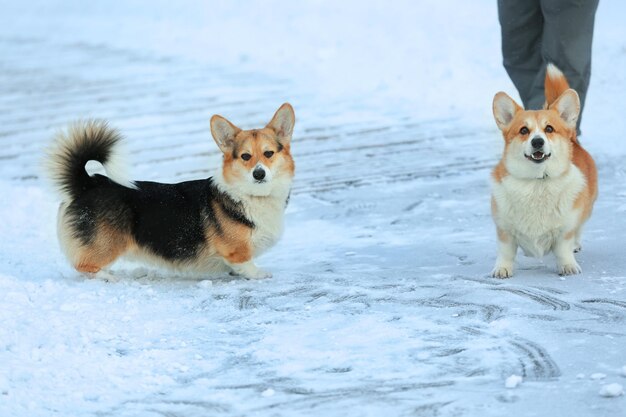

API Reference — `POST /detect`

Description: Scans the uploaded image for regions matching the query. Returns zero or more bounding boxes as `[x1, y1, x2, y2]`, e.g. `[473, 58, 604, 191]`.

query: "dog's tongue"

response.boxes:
[533, 151, 544, 159]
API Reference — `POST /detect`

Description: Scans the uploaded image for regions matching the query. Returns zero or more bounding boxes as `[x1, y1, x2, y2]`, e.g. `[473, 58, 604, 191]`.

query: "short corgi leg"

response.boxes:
[75, 267, 119, 283]
[72, 229, 131, 278]
[216, 238, 272, 280]
[573, 228, 583, 253]
[555, 233, 582, 275]
[76, 263, 102, 274]
[492, 228, 517, 279]
[74, 251, 121, 278]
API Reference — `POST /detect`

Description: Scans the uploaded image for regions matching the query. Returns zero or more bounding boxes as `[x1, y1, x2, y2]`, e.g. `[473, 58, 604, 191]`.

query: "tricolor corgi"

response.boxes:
[46, 103, 295, 279]
[490, 65, 597, 278]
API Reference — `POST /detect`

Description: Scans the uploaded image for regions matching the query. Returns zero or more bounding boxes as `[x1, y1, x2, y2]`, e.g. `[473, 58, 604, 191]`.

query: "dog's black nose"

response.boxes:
[531, 137, 545, 149]
[253, 168, 266, 181]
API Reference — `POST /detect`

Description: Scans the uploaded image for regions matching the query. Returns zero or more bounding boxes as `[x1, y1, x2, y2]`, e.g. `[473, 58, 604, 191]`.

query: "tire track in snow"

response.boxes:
[491, 287, 570, 311]
[581, 298, 626, 309]
[246, 380, 456, 413]
[507, 338, 561, 380]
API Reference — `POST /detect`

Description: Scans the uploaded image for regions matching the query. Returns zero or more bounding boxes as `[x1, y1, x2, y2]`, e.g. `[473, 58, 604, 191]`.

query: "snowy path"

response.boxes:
[1, 2, 626, 416]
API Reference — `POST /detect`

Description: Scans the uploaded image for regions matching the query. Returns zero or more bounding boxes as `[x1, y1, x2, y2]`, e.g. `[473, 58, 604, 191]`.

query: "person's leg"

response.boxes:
[497, 0, 543, 109]
[534, 0, 600, 133]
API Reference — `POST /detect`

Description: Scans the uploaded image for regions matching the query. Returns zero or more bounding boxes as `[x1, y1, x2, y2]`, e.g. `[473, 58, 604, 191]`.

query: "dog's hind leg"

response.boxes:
[76, 262, 102, 274]
[73, 226, 132, 278]
[75, 248, 122, 276]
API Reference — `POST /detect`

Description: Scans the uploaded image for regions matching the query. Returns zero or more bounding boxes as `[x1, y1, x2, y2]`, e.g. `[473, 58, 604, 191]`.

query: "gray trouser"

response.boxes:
[498, 0, 599, 133]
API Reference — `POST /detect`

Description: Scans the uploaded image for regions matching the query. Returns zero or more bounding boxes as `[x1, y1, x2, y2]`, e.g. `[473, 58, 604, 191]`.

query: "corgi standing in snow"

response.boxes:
[490, 65, 597, 278]
[46, 103, 295, 280]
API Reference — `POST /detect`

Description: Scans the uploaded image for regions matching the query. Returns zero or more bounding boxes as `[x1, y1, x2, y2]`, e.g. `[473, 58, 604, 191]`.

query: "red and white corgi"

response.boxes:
[490, 65, 597, 278]
[46, 103, 295, 280]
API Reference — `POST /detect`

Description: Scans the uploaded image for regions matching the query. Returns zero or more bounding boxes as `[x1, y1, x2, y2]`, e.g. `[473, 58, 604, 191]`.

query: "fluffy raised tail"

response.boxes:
[544, 63, 571, 107]
[46, 120, 135, 201]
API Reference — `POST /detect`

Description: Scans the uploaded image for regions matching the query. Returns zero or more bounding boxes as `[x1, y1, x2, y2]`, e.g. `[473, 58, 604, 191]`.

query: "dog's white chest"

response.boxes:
[245, 196, 287, 255]
[492, 166, 585, 257]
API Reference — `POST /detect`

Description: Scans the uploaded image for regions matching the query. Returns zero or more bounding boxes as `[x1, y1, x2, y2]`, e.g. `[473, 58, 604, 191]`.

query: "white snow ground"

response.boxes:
[1, 1, 626, 416]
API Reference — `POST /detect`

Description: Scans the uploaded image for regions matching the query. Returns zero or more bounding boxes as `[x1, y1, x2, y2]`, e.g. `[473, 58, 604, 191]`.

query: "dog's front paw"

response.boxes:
[558, 262, 582, 276]
[491, 265, 514, 279]
[228, 261, 272, 280]
[244, 269, 273, 280]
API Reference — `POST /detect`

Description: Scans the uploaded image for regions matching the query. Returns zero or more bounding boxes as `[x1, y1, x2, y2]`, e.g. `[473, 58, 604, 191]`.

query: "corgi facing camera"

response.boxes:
[490, 65, 597, 278]
[46, 103, 295, 279]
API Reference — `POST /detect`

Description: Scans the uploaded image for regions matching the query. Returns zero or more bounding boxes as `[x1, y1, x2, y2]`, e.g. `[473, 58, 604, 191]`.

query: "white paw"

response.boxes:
[227, 260, 272, 280]
[245, 269, 273, 280]
[558, 262, 582, 276]
[491, 265, 514, 279]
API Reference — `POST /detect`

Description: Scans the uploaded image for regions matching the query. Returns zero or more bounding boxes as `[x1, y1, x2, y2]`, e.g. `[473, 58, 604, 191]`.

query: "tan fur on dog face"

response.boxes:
[505, 110, 574, 179]
[492, 92, 579, 181]
[211, 103, 295, 197]
[500, 110, 574, 146]
[222, 128, 295, 184]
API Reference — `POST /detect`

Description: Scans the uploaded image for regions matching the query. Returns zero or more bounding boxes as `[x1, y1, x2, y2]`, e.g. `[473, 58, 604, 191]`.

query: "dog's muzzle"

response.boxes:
[525, 136, 551, 163]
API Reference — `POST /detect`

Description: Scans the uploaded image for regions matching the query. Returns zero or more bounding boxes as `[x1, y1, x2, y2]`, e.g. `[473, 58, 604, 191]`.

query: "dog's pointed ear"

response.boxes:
[210, 115, 241, 153]
[266, 103, 295, 144]
[549, 88, 580, 130]
[493, 92, 522, 131]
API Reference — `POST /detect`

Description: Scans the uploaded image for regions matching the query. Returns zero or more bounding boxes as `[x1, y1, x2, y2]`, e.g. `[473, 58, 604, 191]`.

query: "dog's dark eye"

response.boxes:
[241, 153, 252, 161]
[264, 151, 274, 158]
[519, 127, 530, 135]
[545, 125, 554, 133]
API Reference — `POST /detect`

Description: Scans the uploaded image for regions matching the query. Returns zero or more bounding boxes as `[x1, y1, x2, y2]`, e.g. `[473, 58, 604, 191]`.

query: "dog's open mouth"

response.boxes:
[525, 151, 551, 163]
